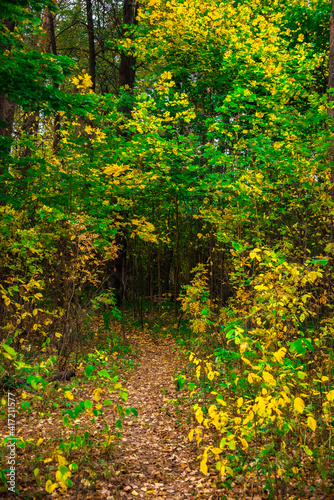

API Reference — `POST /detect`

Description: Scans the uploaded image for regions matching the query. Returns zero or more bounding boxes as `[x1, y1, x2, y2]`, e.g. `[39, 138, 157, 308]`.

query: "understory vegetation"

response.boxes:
[1, 0, 334, 498]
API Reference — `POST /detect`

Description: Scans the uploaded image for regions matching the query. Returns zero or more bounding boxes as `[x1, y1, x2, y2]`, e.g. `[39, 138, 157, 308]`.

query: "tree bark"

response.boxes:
[0, 20, 15, 203]
[42, 7, 57, 55]
[42, 7, 60, 152]
[0, 20, 16, 150]
[0, 95, 15, 142]
[86, 0, 96, 92]
[328, 0, 334, 203]
[119, 0, 137, 111]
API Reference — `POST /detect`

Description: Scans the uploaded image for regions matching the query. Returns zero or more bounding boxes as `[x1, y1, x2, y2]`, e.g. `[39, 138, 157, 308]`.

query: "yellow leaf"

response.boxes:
[208, 405, 217, 417]
[37, 438, 43, 446]
[33, 309, 38, 316]
[237, 397, 243, 407]
[64, 391, 74, 400]
[308, 271, 318, 282]
[273, 347, 287, 364]
[195, 408, 204, 425]
[57, 455, 67, 465]
[326, 390, 334, 402]
[239, 342, 248, 354]
[239, 437, 248, 449]
[94, 388, 102, 402]
[247, 410, 254, 422]
[262, 371, 276, 386]
[211, 447, 222, 456]
[307, 416, 317, 432]
[45, 480, 58, 493]
[294, 397, 305, 414]
[44, 458, 52, 463]
[200, 457, 208, 475]
[188, 429, 194, 442]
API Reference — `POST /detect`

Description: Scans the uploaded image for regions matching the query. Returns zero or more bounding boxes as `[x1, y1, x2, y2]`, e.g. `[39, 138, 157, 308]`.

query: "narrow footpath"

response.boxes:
[108, 332, 219, 500]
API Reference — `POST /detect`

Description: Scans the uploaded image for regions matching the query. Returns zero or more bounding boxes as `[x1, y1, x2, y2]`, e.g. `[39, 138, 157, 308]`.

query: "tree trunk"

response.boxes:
[0, 95, 15, 143]
[119, 0, 137, 113]
[0, 20, 16, 158]
[328, 2, 334, 199]
[86, 0, 96, 92]
[42, 7, 60, 152]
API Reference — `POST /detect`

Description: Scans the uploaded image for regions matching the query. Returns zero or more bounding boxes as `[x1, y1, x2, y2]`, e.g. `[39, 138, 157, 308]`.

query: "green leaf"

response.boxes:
[301, 445, 313, 456]
[59, 465, 69, 475]
[21, 401, 31, 411]
[98, 369, 111, 379]
[290, 339, 306, 355]
[131, 408, 138, 417]
[1, 344, 17, 357]
[84, 400, 93, 409]
[85, 364, 95, 378]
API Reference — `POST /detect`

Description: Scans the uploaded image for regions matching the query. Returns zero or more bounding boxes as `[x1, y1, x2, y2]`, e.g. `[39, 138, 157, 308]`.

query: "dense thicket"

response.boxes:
[1, 0, 334, 496]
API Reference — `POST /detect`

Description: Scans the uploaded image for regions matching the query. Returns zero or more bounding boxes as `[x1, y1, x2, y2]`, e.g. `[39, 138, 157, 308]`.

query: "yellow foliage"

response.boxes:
[294, 397, 305, 414]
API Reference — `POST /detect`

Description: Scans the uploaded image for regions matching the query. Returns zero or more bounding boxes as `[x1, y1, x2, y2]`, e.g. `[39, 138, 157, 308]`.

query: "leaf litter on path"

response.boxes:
[110, 332, 220, 500]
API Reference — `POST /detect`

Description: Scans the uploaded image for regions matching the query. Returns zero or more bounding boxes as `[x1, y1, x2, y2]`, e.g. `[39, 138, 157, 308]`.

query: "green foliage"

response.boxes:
[1, 0, 334, 496]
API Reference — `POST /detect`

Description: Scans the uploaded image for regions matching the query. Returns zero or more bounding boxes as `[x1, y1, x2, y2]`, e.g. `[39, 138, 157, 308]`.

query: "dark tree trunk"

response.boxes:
[0, 95, 15, 142]
[328, 2, 334, 196]
[0, 20, 15, 203]
[86, 0, 96, 92]
[119, 0, 137, 113]
[20, 109, 39, 170]
[42, 8, 57, 55]
[0, 20, 16, 157]
[42, 8, 60, 152]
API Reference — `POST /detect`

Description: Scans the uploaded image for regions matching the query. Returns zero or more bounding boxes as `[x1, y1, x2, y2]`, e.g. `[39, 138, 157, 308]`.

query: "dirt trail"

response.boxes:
[109, 333, 218, 500]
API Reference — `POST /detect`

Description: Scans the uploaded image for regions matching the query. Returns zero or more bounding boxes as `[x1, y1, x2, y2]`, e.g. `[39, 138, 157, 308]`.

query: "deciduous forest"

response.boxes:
[1, 0, 334, 498]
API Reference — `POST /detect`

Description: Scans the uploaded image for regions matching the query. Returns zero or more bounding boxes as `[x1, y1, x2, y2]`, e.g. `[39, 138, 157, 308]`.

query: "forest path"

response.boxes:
[109, 332, 218, 500]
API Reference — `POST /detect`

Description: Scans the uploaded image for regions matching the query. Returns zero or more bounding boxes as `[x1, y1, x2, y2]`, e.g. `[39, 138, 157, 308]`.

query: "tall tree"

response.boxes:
[119, 0, 137, 90]
[0, 19, 15, 155]
[328, 0, 334, 206]
[86, 0, 96, 91]
[42, 6, 61, 151]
